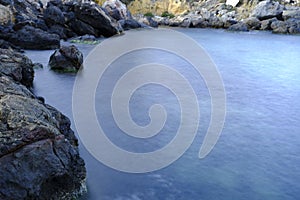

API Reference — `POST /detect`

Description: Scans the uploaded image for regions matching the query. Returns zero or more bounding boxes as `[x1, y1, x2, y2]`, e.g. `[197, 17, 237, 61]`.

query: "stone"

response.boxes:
[0, 5, 13, 25]
[271, 20, 288, 33]
[119, 19, 142, 30]
[244, 17, 261, 29]
[74, 2, 120, 37]
[8, 25, 60, 50]
[43, 5, 65, 26]
[49, 45, 83, 72]
[282, 9, 300, 20]
[228, 22, 249, 31]
[102, 0, 129, 20]
[0, 48, 34, 87]
[251, 0, 284, 20]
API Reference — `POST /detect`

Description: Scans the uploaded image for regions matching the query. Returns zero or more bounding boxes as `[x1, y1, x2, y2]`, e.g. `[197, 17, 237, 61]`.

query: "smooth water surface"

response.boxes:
[26, 29, 300, 200]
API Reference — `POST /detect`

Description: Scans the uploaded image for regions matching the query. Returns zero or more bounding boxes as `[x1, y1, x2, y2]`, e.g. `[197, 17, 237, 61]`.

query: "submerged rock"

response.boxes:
[0, 49, 86, 199]
[49, 45, 83, 72]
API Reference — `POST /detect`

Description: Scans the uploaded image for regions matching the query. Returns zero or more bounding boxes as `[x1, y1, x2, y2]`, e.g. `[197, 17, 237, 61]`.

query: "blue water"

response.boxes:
[26, 28, 300, 200]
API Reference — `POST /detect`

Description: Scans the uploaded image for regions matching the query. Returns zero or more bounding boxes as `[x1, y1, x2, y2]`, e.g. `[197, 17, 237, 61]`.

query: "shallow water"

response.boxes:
[26, 28, 300, 200]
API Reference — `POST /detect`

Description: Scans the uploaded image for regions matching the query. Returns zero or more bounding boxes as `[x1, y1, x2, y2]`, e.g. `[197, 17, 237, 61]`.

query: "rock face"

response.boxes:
[49, 45, 83, 72]
[0, 48, 86, 199]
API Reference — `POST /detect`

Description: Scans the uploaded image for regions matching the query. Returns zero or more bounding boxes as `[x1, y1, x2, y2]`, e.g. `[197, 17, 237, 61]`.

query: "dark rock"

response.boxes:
[48, 24, 68, 40]
[8, 25, 60, 50]
[119, 19, 141, 30]
[144, 16, 158, 28]
[0, 39, 23, 52]
[244, 17, 261, 30]
[43, 5, 65, 26]
[271, 20, 288, 33]
[49, 45, 83, 72]
[0, 73, 86, 199]
[74, 2, 120, 37]
[286, 18, 300, 33]
[251, 0, 284, 20]
[228, 22, 249, 31]
[12, 0, 41, 23]
[68, 18, 98, 36]
[0, 0, 12, 6]
[0, 48, 34, 87]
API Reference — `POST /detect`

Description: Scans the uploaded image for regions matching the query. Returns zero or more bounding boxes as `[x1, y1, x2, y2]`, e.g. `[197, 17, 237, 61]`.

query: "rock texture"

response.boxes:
[49, 45, 83, 72]
[0, 0, 123, 50]
[0, 48, 86, 199]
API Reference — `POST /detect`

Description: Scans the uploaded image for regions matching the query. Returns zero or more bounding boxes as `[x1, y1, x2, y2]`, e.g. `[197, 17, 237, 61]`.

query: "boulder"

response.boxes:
[8, 25, 60, 50]
[136, 16, 159, 28]
[0, 48, 34, 87]
[251, 0, 284, 20]
[102, 0, 129, 20]
[271, 20, 288, 33]
[244, 17, 261, 29]
[74, 2, 120, 37]
[0, 49, 86, 199]
[282, 9, 300, 20]
[286, 18, 300, 33]
[260, 17, 277, 30]
[119, 19, 142, 30]
[43, 5, 65, 26]
[228, 22, 249, 31]
[49, 45, 83, 72]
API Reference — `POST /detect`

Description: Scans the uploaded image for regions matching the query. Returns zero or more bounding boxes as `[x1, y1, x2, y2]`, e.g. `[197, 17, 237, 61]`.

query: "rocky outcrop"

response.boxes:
[0, 48, 86, 199]
[49, 45, 83, 72]
[250, 0, 284, 20]
[0, 0, 123, 50]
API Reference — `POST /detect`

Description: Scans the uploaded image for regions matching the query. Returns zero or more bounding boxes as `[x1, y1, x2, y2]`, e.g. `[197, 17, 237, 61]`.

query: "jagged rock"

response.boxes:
[0, 49, 86, 199]
[74, 2, 120, 37]
[135, 15, 159, 27]
[228, 22, 249, 31]
[49, 45, 83, 72]
[8, 25, 60, 50]
[286, 18, 300, 33]
[271, 20, 288, 33]
[103, 0, 129, 20]
[251, 0, 284, 20]
[0, 48, 34, 87]
[244, 17, 261, 29]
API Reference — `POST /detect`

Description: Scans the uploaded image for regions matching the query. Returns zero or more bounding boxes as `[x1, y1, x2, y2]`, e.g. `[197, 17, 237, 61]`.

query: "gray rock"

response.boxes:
[228, 22, 249, 31]
[251, 0, 284, 20]
[74, 2, 120, 37]
[282, 9, 300, 20]
[0, 49, 86, 200]
[244, 17, 261, 29]
[260, 17, 277, 30]
[119, 19, 142, 30]
[49, 45, 83, 72]
[8, 25, 60, 50]
[271, 20, 288, 33]
[0, 48, 34, 87]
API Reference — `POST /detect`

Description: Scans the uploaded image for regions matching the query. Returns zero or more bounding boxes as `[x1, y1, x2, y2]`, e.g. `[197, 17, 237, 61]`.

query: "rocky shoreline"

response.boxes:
[133, 0, 300, 34]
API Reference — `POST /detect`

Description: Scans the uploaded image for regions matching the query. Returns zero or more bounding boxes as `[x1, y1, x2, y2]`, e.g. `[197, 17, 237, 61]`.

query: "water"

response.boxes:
[26, 29, 300, 200]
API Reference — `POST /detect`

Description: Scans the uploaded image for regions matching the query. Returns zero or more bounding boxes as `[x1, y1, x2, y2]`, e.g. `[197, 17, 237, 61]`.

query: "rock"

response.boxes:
[0, 48, 34, 87]
[271, 20, 288, 33]
[282, 9, 300, 20]
[251, 0, 284, 20]
[68, 18, 98, 36]
[0, 39, 23, 52]
[8, 25, 60, 50]
[0, 4, 13, 25]
[12, 0, 41, 23]
[286, 18, 300, 33]
[0, 73, 86, 199]
[48, 24, 68, 40]
[43, 5, 65, 26]
[119, 19, 142, 30]
[0, 0, 12, 6]
[74, 2, 120, 37]
[135, 15, 159, 27]
[49, 45, 83, 72]
[228, 22, 249, 31]
[260, 17, 277, 30]
[103, 0, 129, 20]
[243, 17, 261, 29]
[209, 16, 224, 28]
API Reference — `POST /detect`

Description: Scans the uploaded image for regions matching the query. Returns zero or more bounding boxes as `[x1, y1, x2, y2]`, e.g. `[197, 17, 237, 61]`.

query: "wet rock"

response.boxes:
[49, 45, 83, 72]
[0, 48, 34, 87]
[228, 22, 249, 31]
[74, 2, 120, 37]
[8, 25, 60, 50]
[251, 0, 284, 20]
